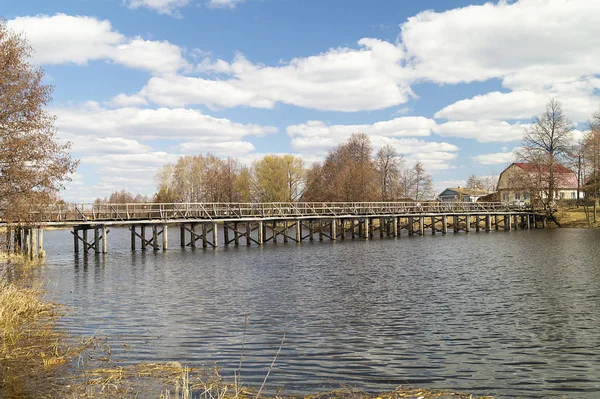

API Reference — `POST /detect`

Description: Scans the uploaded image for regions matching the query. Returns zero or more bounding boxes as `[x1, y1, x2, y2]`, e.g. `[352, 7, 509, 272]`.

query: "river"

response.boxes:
[36, 227, 600, 398]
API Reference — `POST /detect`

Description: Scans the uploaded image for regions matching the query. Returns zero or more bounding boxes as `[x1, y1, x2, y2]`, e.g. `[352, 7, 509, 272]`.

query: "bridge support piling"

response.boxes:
[234, 222, 240, 245]
[162, 224, 168, 251]
[73, 227, 79, 253]
[224, 224, 229, 246]
[245, 223, 251, 246]
[526, 214, 531, 229]
[331, 219, 337, 241]
[102, 225, 108, 253]
[465, 215, 471, 233]
[364, 218, 370, 240]
[419, 216, 425, 235]
[453, 216, 459, 233]
[94, 227, 100, 254]
[393, 217, 398, 237]
[485, 215, 491, 231]
[258, 221, 264, 245]
[283, 221, 289, 243]
[213, 223, 218, 248]
[442, 215, 447, 234]
[295, 220, 301, 242]
[30, 227, 37, 260]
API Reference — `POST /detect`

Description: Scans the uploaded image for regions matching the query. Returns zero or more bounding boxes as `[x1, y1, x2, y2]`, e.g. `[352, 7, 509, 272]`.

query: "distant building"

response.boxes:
[496, 162, 582, 204]
[438, 187, 489, 203]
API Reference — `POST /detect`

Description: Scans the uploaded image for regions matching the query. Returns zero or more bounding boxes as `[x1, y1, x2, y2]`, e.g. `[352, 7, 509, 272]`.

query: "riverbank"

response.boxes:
[554, 204, 600, 228]
[0, 254, 495, 398]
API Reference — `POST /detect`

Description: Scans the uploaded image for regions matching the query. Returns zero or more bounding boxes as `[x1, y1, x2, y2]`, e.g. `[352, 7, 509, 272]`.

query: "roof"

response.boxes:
[513, 162, 574, 174]
[439, 187, 488, 196]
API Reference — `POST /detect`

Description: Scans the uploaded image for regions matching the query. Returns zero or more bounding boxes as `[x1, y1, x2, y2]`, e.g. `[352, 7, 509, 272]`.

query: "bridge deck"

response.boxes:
[20, 201, 532, 226]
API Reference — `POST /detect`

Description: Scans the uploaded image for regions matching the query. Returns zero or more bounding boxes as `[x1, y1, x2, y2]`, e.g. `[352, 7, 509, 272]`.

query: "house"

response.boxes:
[496, 162, 582, 204]
[438, 187, 489, 203]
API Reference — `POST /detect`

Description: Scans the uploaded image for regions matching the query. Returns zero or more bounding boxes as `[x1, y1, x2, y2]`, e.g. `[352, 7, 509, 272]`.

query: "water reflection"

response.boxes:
[38, 228, 600, 398]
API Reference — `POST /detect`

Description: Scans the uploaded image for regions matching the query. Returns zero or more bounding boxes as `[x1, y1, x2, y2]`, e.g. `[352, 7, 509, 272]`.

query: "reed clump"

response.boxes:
[0, 254, 72, 398]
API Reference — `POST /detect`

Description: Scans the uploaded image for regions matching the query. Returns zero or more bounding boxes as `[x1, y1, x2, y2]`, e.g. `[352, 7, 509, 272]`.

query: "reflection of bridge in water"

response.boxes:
[4, 202, 545, 258]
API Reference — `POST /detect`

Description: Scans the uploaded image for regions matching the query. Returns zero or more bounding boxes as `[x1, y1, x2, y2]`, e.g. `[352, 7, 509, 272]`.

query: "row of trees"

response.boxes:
[150, 134, 434, 204]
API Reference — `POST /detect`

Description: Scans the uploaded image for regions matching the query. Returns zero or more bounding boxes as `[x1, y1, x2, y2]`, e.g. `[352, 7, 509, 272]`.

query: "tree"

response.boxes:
[399, 162, 434, 200]
[375, 144, 403, 201]
[251, 154, 304, 202]
[303, 133, 378, 202]
[516, 98, 574, 211]
[466, 174, 486, 192]
[0, 21, 77, 221]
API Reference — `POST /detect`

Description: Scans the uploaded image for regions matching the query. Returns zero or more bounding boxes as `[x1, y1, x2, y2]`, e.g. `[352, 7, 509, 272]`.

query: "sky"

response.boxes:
[4, 0, 600, 202]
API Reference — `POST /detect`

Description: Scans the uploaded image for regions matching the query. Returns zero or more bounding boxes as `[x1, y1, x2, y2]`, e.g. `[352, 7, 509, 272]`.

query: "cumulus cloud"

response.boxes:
[473, 151, 517, 165]
[207, 0, 243, 8]
[119, 39, 413, 112]
[401, 0, 600, 87]
[124, 0, 190, 15]
[53, 102, 277, 142]
[286, 117, 435, 152]
[434, 120, 531, 143]
[285, 117, 459, 171]
[7, 14, 190, 74]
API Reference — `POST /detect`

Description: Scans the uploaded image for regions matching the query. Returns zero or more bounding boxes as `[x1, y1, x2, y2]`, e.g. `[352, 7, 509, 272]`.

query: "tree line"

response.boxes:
[101, 133, 434, 204]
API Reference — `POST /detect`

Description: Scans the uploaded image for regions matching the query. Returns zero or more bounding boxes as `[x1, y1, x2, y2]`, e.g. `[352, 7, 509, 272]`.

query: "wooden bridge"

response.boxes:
[2, 201, 545, 258]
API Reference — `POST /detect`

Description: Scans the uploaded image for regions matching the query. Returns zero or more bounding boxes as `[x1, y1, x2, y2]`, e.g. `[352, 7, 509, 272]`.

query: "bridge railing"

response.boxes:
[22, 201, 532, 223]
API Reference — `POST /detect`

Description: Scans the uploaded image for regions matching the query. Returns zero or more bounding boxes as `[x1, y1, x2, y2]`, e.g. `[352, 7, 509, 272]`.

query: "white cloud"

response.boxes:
[400, 0, 600, 87]
[61, 133, 153, 155]
[207, 0, 243, 8]
[473, 151, 517, 165]
[287, 117, 435, 152]
[177, 141, 255, 156]
[53, 102, 277, 142]
[7, 14, 190, 74]
[125, 39, 413, 111]
[434, 120, 530, 143]
[124, 0, 189, 15]
[405, 152, 458, 172]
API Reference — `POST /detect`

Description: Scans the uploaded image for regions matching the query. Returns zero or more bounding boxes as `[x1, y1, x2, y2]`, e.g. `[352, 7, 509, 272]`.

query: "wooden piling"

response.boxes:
[37, 229, 45, 258]
[132, 226, 137, 250]
[190, 224, 196, 248]
[202, 224, 208, 248]
[141, 226, 146, 250]
[331, 219, 337, 240]
[213, 222, 218, 248]
[162, 224, 168, 251]
[153, 225, 159, 250]
[258, 221, 264, 245]
[234, 222, 240, 245]
[296, 220, 301, 242]
[102, 225, 108, 253]
[74, 227, 79, 252]
[419, 216, 425, 235]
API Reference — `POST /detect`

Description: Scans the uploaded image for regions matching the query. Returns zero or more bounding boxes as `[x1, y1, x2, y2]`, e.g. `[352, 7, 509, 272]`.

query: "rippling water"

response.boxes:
[37, 228, 600, 398]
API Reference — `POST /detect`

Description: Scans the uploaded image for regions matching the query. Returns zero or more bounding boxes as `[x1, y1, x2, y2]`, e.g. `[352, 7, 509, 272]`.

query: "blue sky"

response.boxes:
[4, 0, 600, 202]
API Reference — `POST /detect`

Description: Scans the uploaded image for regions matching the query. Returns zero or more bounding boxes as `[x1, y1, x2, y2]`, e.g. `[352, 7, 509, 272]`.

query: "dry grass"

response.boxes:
[555, 205, 600, 228]
[0, 254, 75, 398]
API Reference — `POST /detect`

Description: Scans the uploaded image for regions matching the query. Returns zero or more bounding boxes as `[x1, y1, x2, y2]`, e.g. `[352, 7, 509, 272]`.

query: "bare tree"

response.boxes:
[516, 99, 574, 211]
[375, 144, 403, 201]
[465, 174, 486, 192]
[0, 21, 78, 221]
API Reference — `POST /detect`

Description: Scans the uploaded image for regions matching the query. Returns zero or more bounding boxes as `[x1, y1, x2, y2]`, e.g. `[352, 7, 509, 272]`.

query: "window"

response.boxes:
[571, 192, 576, 199]
[515, 192, 521, 200]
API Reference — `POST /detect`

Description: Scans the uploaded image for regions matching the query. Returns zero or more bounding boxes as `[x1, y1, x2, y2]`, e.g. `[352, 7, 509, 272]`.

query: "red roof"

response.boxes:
[513, 162, 574, 174]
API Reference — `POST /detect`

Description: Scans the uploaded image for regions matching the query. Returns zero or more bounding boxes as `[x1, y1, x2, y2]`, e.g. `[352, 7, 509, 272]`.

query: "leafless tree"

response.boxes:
[516, 98, 574, 212]
[375, 144, 403, 201]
